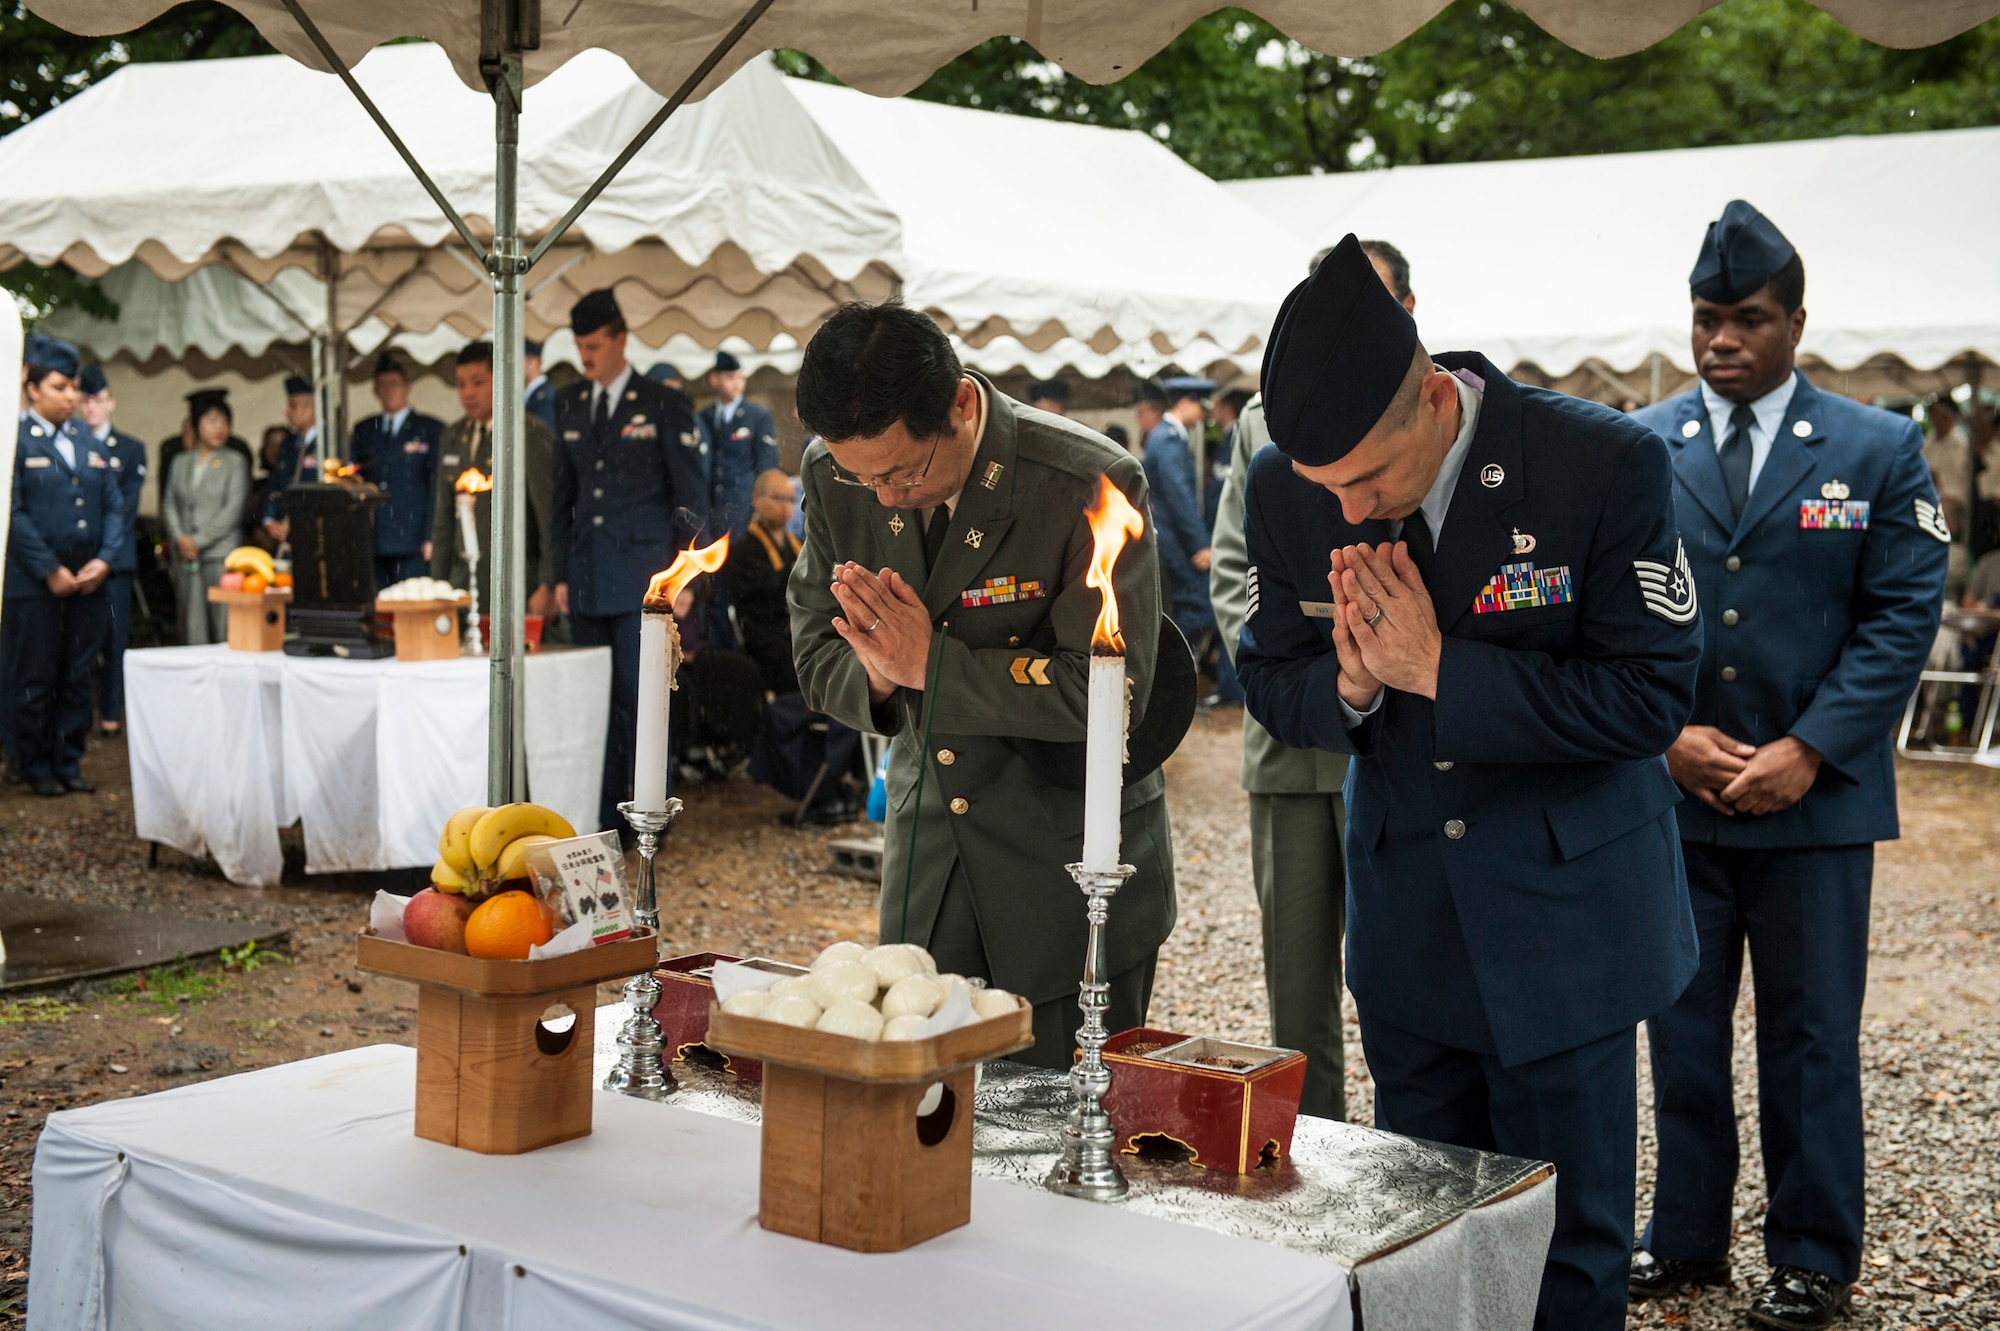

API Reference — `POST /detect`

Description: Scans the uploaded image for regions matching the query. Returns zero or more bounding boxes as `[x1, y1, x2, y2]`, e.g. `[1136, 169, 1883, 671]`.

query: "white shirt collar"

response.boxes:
[525, 373, 547, 396]
[384, 405, 412, 433]
[717, 395, 744, 423]
[1700, 372, 1798, 493]
[1414, 372, 1483, 540]
[592, 364, 634, 412]
[91, 420, 112, 443]
[932, 378, 989, 522]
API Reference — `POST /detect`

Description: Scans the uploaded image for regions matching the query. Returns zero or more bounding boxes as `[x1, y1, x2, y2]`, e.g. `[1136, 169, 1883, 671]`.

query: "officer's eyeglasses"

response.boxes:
[826, 432, 942, 491]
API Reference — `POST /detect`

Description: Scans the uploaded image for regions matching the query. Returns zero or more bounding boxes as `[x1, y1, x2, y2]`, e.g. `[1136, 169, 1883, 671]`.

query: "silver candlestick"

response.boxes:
[1045, 861, 1134, 1201]
[460, 548, 485, 657]
[603, 798, 682, 1099]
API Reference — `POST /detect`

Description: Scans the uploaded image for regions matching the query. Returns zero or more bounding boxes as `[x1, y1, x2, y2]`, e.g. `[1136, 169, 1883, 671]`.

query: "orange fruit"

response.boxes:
[242, 573, 268, 594]
[463, 890, 554, 960]
[275, 572, 294, 588]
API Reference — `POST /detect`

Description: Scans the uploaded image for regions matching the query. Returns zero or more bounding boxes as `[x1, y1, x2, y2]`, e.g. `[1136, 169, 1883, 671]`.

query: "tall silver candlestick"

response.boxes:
[460, 547, 484, 656]
[604, 798, 682, 1099]
[1045, 861, 1133, 1200]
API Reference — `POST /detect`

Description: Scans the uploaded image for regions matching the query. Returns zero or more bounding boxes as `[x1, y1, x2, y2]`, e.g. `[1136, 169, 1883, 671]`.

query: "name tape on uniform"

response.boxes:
[1633, 538, 1698, 624]
[1472, 561, 1573, 615]
[960, 576, 1045, 608]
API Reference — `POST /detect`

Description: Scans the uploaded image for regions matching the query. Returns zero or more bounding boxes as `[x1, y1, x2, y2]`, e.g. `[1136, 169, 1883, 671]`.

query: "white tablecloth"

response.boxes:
[127, 647, 611, 885]
[27, 1046, 1351, 1331]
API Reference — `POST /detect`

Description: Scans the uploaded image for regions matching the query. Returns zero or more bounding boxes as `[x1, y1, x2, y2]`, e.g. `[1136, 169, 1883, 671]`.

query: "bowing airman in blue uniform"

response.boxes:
[260, 375, 320, 539]
[690, 351, 779, 650]
[5, 336, 128, 797]
[1236, 236, 1703, 1331]
[550, 288, 701, 833]
[1138, 376, 1217, 650]
[72, 364, 147, 735]
[1628, 203, 1946, 1331]
[350, 354, 445, 588]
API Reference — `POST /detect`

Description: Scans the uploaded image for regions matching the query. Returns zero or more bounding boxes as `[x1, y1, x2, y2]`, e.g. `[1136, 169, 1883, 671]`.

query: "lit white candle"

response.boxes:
[1079, 476, 1146, 873]
[632, 606, 675, 813]
[456, 491, 480, 566]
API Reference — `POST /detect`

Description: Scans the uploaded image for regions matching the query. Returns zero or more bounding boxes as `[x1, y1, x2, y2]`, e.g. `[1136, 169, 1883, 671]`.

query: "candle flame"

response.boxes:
[644, 535, 729, 609]
[455, 467, 492, 494]
[326, 460, 361, 480]
[1084, 474, 1145, 653]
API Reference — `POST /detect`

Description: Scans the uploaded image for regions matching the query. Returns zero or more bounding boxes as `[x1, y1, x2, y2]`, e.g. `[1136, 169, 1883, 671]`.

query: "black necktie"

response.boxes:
[591, 388, 610, 442]
[1718, 404, 1756, 521]
[922, 505, 952, 573]
[1402, 512, 1436, 584]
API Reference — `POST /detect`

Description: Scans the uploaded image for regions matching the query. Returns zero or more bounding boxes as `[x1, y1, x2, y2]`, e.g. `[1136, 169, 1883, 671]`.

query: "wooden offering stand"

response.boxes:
[374, 592, 471, 662]
[205, 586, 291, 652]
[1098, 1028, 1307, 1174]
[708, 1000, 1033, 1252]
[653, 952, 810, 1081]
[356, 928, 659, 1154]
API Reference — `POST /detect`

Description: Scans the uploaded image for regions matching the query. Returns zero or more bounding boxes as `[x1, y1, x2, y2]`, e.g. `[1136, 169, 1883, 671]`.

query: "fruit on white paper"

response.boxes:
[807, 960, 878, 1008]
[971, 988, 1020, 1020]
[882, 1015, 926, 1041]
[812, 940, 868, 971]
[223, 546, 277, 583]
[881, 974, 944, 1020]
[438, 805, 491, 875]
[764, 994, 822, 1028]
[494, 833, 557, 884]
[720, 990, 772, 1017]
[816, 1000, 885, 1041]
[402, 888, 473, 953]
[431, 855, 475, 896]
[467, 802, 576, 877]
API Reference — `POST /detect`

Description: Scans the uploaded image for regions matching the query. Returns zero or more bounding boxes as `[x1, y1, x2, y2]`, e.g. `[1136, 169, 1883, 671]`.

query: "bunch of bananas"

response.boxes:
[433, 802, 577, 896]
[223, 546, 276, 582]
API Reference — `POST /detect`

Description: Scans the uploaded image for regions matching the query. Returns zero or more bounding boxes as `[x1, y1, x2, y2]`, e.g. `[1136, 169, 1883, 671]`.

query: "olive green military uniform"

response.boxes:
[790, 375, 1177, 1067]
[1210, 396, 1350, 1119]
[427, 413, 557, 605]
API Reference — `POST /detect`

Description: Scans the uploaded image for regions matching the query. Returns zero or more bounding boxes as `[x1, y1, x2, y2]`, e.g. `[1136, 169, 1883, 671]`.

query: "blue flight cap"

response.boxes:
[23, 333, 81, 379]
[570, 287, 622, 337]
[283, 374, 313, 397]
[1027, 378, 1071, 403]
[523, 338, 544, 358]
[1690, 200, 1797, 305]
[644, 363, 683, 385]
[77, 364, 110, 396]
[711, 351, 742, 374]
[1134, 379, 1169, 407]
[373, 353, 407, 379]
[1260, 233, 1419, 467]
[1162, 375, 1217, 404]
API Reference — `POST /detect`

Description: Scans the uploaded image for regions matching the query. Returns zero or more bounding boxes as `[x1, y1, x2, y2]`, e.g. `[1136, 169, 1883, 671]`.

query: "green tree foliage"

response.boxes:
[779, 0, 1999, 180]
[2, 1, 272, 321]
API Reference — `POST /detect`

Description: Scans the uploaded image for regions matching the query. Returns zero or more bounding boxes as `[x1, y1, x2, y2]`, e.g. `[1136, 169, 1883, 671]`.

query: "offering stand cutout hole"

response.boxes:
[536, 1003, 577, 1056]
[914, 1084, 955, 1147]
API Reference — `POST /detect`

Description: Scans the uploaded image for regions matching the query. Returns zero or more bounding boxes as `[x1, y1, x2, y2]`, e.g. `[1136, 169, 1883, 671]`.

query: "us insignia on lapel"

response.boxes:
[1472, 561, 1572, 614]
[1914, 498, 1952, 543]
[961, 577, 1045, 607]
[1633, 538, 1698, 624]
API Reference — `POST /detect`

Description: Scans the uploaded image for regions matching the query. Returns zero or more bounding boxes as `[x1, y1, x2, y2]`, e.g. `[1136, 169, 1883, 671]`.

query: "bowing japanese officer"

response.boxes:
[1628, 203, 1946, 1331]
[350, 353, 445, 587]
[550, 287, 701, 834]
[788, 301, 1192, 1068]
[1235, 235, 1703, 1331]
[73, 363, 147, 737]
[5, 335, 127, 798]
[259, 375, 319, 542]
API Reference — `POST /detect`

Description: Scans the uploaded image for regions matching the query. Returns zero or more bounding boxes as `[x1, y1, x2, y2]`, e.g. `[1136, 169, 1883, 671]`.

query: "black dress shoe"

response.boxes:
[29, 777, 66, 798]
[61, 775, 95, 794]
[1748, 1265, 1850, 1329]
[1629, 1247, 1731, 1299]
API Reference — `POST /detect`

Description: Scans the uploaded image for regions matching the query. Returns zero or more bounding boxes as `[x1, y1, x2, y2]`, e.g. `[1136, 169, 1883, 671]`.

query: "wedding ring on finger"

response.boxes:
[866, 618, 882, 632]
[1365, 607, 1386, 629]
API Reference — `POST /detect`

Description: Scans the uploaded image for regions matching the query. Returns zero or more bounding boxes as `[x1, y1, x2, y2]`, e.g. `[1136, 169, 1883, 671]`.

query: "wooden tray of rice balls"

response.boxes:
[705, 941, 1033, 1082]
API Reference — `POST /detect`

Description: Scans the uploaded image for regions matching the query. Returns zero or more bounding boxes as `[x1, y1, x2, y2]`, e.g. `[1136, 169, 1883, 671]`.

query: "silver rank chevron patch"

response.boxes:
[1246, 565, 1261, 621]
[1633, 538, 1698, 624]
[1914, 497, 1952, 543]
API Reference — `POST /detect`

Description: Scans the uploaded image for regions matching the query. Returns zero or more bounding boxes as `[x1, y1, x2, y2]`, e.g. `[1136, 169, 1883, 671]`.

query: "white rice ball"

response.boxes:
[807, 959, 879, 1008]
[864, 943, 925, 990]
[971, 988, 1019, 1020]
[720, 989, 772, 1017]
[881, 974, 945, 1020]
[764, 994, 822, 1028]
[812, 940, 869, 971]
[815, 1000, 885, 1041]
[881, 1015, 926, 1041]
[768, 976, 814, 1002]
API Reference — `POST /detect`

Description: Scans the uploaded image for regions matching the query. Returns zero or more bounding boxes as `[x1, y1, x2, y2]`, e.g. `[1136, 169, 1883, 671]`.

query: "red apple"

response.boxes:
[403, 888, 474, 953]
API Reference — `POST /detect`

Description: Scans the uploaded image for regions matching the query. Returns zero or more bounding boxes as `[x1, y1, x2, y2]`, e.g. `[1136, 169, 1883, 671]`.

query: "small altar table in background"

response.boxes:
[123, 645, 611, 886]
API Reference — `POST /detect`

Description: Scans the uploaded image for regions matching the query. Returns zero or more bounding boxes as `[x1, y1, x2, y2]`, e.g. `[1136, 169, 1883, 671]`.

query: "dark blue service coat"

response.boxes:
[550, 373, 701, 617]
[7, 416, 128, 600]
[94, 426, 148, 572]
[694, 397, 780, 539]
[1237, 354, 1703, 1068]
[261, 428, 319, 526]
[526, 377, 557, 435]
[1142, 416, 1216, 636]
[351, 410, 445, 557]
[1634, 374, 1946, 847]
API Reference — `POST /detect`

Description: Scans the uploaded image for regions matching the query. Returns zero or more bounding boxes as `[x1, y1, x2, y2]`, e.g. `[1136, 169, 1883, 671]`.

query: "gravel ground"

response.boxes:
[1, 714, 1995, 1328]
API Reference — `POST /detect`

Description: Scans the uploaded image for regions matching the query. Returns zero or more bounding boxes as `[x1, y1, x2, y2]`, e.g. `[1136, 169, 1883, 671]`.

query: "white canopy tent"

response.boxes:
[24, 0, 1989, 804]
[1226, 126, 2000, 403]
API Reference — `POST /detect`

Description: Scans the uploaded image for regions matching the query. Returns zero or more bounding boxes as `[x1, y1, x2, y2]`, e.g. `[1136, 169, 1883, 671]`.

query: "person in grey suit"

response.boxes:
[164, 390, 250, 645]
[1206, 239, 1414, 1120]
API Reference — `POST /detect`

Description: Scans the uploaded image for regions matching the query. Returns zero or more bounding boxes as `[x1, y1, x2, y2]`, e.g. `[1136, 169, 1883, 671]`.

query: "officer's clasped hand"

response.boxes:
[830, 561, 932, 704]
[1333, 541, 1442, 700]
[1327, 546, 1386, 708]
